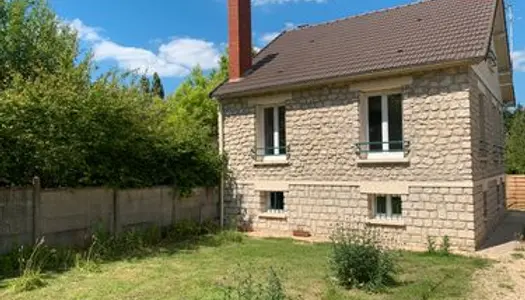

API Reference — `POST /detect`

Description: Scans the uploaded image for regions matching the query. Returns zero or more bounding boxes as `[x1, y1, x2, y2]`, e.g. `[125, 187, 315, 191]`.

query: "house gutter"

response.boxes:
[218, 102, 225, 229]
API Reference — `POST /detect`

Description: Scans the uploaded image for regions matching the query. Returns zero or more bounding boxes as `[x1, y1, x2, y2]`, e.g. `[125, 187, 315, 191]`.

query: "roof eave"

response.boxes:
[212, 57, 484, 100]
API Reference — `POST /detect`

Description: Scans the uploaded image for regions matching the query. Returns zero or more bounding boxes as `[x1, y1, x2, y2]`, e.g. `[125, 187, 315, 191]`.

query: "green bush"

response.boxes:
[0, 0, 224, 192]
[329, 226, 397, 292]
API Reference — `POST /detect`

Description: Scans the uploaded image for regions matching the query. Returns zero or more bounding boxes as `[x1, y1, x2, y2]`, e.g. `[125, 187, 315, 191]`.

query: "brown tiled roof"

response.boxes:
[212, 0, 497, 98]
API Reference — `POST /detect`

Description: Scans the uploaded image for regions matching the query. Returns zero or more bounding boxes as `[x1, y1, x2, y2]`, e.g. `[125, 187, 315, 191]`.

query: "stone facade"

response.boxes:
[221, 65, 506, 251]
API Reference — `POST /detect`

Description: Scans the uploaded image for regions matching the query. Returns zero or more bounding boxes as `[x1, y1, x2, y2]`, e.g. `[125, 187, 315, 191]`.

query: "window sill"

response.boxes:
[366, 218, 406, 227]
[259, 212, 287, 220]
[254, 160, 290, 167]
[357, 157, 410, 165]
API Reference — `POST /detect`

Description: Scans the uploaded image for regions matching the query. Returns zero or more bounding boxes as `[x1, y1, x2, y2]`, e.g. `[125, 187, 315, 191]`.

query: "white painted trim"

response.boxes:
[273, 107, 279, 155]
[259, 212, 287, 220]
[262, 155, 287, 162]
[381, 95, 389, 152]
[366, 218, 406, 227]
[253, 159, 290, 167]
[258, 105, 285, 158]
[357, 156, 409, 164]
[366, 152, 405, 160]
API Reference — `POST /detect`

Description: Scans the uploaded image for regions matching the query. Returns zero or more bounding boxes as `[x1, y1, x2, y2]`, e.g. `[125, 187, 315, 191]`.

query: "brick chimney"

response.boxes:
[228, 0, 252, 82]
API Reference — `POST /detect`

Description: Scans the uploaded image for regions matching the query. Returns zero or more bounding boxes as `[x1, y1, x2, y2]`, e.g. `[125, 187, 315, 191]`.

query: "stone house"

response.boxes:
[211, 0, 515, 251]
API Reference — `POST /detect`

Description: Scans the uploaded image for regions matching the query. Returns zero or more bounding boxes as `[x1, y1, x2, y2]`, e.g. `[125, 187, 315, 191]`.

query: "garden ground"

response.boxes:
[0, 237, 488, 300]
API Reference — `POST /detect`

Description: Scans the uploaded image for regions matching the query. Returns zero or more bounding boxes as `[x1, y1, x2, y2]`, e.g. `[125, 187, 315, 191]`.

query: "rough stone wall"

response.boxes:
[469, 68, 505, 181]
[473, 179, 506, 247]
[468, 66, 506, 246]
[222, 67, 473, 183]
[221, 66, 482, 251]
[225, 182, 476, 251]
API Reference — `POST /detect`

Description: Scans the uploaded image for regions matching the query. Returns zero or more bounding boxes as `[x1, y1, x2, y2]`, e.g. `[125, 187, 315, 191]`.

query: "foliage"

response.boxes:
[506, 108, 525, 174]
[0, 0, 80, 91]
[9, 238, 47, 292]
[329, 225, 397, 292]
[140, 75, 151, 94]
[426, 236, 437, 254]
[152, 72, 165, 99]
[440, 236, 451, 255]
[0, 0, 224, 191]
[166, 53, 228, 141]
[221, 267, 290, 300]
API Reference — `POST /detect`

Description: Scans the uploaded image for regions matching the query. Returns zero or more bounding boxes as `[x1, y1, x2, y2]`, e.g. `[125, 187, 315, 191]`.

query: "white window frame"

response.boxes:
[257, 105, 286, 162]
[372, 194, 402, 219]
[267, 191, 285, 214]
[363, 94, 404, 159]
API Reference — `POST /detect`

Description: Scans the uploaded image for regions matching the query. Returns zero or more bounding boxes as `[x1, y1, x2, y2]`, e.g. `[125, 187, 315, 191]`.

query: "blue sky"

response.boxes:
[50, 0, 524, 105]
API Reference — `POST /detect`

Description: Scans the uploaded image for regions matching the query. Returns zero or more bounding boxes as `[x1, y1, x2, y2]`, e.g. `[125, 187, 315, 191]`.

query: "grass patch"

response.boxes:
[0, 238, 487, 300]
[511, 252, 524, 260]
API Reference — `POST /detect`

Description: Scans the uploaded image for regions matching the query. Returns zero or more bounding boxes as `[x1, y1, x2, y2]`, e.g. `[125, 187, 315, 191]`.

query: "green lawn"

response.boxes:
[0, 237, 487, 300]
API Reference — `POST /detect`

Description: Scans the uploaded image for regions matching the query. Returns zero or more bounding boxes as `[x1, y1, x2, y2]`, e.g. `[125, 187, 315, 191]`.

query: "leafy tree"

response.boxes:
[0, 0, 224, 191]
[140, 75, 151, 94]
[151, 72, 165, 99]
[166, 53, 229, 140]
[506, 109, 525, 174]
[0, 0, 81, 91]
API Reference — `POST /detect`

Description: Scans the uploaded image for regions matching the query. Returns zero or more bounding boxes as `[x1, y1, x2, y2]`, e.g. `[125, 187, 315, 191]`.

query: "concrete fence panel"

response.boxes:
[40, 188, 114, 247]
[0, 188, 33, 252]
[0, 184, 219, 254]
[117, 187, 174, 230]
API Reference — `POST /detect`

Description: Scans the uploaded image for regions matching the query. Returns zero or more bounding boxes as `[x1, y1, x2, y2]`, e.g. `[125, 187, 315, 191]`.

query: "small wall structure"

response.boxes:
[0, 182, 218, 253]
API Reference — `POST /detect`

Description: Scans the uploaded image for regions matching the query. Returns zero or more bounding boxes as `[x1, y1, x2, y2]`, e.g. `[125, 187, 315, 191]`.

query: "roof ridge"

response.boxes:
[288, 0, 440, 32]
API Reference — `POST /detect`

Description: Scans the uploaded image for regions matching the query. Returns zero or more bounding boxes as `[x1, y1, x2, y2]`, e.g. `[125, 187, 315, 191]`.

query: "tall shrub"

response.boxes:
[0, 0, 224, 190]
[329, 225, 397, 292]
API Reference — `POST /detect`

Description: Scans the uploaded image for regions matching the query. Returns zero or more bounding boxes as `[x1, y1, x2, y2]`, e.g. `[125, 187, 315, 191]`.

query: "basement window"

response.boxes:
[267, 192, 285, 214]
[372, 195, 402, 219]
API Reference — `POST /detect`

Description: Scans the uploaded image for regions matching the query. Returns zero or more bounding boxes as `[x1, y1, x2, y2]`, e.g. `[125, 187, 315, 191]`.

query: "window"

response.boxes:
[267, 192, 285, 213]
[258, 105, 286, 159]
[365, 94, 403, 158]
[372, 195, 402, 219]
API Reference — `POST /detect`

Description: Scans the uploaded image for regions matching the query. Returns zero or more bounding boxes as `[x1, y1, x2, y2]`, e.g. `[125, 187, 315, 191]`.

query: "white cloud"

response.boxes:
[260, 32, 280, 45]
[66, 19, 221, 77]
[258, 22, 295, 46]
[513, 51, 525, 72]
[67, 19, 104, 42]
[253, 0, 326, 5]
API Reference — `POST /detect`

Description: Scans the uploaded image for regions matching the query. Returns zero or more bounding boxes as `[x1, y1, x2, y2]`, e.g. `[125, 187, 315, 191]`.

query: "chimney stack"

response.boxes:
[228, 0, 252, 82]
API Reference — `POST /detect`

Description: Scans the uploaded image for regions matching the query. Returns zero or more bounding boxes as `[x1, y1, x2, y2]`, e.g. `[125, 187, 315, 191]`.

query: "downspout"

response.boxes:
[218, 102, 225, 229]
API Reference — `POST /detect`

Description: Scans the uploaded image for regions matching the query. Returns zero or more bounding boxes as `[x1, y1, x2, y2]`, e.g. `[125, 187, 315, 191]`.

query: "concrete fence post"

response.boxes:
[31, 177, 41, 243]
[171, 186, 178, 225]
[112, 189, 121, 235]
